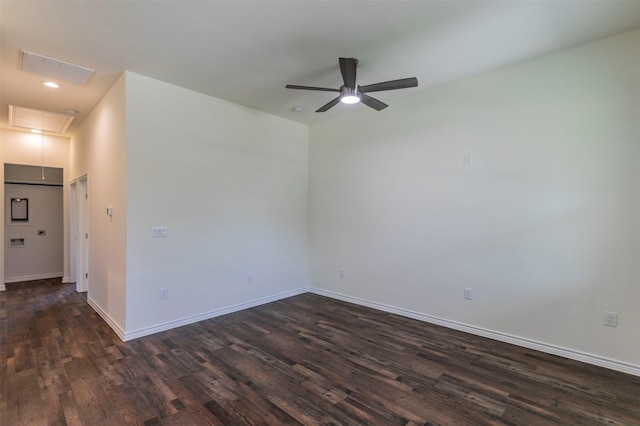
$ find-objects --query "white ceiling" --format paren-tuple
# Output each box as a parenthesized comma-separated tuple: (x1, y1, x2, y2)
(1, 1, 639, 136)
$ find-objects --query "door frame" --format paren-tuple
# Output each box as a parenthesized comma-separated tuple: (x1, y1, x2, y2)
(70, 175, 88, 292)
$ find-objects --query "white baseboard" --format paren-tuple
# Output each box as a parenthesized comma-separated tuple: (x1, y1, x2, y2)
(4, 272, 64, 284)
(0, 283, 5, 292)
(87, 296, 126, 341)
(62, 276, 71, 283)
(309, 287, 640, 378)
(122, 287, 308, 341)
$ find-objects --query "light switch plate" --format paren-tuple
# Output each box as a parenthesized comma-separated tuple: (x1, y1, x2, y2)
(152, 226, 167, 238)
(464, 287, 473, 300)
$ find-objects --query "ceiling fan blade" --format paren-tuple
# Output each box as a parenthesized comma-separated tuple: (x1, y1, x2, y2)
(286, 84, 340, 92)
(339, 57, 358, 89)
(316, 96, 341, 112)
(359, 93, 388, 111)
(358, 77, 418, 93)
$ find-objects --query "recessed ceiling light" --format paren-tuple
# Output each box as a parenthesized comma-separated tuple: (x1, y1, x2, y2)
(43, 81, 60, 88)
(291, 106, 304, 113)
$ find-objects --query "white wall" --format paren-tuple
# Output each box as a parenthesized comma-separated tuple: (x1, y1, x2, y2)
(123, 72, 309, 336)
(309, 29, 640, 372)
(70, 74, 128, 333)
(0, 129, 70, 289)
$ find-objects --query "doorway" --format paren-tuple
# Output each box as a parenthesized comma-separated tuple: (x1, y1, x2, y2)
(4, 164, 64, 283)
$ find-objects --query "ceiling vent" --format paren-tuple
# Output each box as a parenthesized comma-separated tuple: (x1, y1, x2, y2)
(8, 105, 75, 134)
(20, 50, 95, 85)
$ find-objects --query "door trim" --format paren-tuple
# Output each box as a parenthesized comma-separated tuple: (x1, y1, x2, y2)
(71, 175, 88, 292)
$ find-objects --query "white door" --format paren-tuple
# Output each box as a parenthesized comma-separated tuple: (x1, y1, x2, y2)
(73, 176, 89, 292)
(70, 181, 77, 284)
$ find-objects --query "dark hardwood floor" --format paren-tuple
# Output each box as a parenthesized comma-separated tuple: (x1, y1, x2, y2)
(1, 279, 639, 425)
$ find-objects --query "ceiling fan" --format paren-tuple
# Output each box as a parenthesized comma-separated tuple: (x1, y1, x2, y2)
(286, 57, 418, 112)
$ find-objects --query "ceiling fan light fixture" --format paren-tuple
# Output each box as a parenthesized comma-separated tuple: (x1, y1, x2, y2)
(340, 94, 360, 104)
(340, 86, 360, 104)
(285, 57, 417, 112)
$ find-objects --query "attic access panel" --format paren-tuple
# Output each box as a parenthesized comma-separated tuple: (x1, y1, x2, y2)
(8, 105, 75, 134)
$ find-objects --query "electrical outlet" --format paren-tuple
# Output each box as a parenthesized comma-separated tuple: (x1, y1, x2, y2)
(603, 311, 618, 327)
(247, 273, 253, 284)
(464, 287, 473, 300)
(160, 288, 168, 300)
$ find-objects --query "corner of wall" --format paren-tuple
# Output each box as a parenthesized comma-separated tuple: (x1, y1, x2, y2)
(0, 150, 4, 287)
(87, 296, 126, 340)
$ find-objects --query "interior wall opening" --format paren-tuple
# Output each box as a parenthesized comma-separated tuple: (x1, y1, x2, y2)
(4, 163, 64, 284)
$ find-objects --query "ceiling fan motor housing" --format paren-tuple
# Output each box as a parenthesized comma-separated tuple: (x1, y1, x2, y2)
(340, 86, 360, 104)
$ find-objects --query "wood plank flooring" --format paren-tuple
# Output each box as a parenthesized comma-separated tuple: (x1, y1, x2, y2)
(1, 279, 639, 425)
